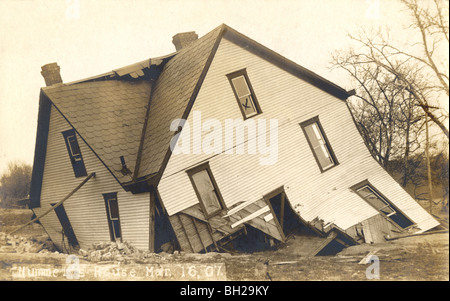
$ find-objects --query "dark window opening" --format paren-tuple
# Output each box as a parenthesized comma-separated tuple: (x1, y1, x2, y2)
(300, 117, 338, 172)
(103, 193, 122, 241)
(51, 203, 79, 250)
(351, 180, 414, 229)
(62, 129, 87, 177)
(227, 69, 261, 119)
(154, 191, 178, 253)
(187, 162, 226, 218)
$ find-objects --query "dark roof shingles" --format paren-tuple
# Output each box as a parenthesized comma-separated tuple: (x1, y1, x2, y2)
(137, 25, 224, 178)
(43, 80, 152, 182)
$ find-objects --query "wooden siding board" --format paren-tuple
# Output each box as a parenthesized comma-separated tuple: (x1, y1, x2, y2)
(169, 215, 193, 252)
(158, 36, 438, 238)
(179, 214, 204, 252)
(37, 106, 150, 250)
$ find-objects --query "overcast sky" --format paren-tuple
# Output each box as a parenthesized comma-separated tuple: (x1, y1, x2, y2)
(0, 0, 447, 176)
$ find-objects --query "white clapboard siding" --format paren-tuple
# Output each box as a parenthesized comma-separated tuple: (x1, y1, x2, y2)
(33, 105, 150, 250)
(158, 37, 439, 232)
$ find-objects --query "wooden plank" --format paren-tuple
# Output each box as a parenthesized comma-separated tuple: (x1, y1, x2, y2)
(177, 214, 194, 252)
(228, 204, 284, 241)
(224, 199, 261, 217)
(205, 222, 219, 251)
(231, 206, 270, 228)
(362, 219, 374, 244)
(196, 222, 215, 247)
(191, 216, 207, 253)
(169, 215, 190, 251)
(179, 214, 203, 253)
(264, 213, 274, 222)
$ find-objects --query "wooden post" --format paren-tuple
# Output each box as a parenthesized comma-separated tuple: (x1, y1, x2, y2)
(425, 114, 434, 215)
(149, 188, 156, 252)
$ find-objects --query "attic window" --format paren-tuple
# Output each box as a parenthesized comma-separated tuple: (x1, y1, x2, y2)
(300, 116, 338, 172)
(67, 135, 81, 160)
(351, 180, 414, 229)
(187, 162, 226, 218)
(62, 129, 87, 178)
(227, 69, 261, 119)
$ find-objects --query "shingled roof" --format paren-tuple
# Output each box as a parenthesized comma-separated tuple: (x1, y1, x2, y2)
(43, 79, 152, 182)
(136, 24, 225, 181)
(33, 24, 352, 198)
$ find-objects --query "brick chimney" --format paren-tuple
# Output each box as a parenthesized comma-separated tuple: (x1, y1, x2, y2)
(41, 63, 63, 86)
(172, 31, 198, 51)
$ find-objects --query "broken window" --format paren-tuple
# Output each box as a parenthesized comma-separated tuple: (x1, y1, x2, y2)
(187, 163, 225, 217)
(103, 192, 122, 241)
(227, 69, 261, 119)
(351, 181, 414, 229)
(300, 116, 338, 172)
(62, 129, 87, 177)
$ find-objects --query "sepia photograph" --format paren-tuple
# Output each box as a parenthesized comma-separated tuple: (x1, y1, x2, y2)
(0, 0, 448, 289)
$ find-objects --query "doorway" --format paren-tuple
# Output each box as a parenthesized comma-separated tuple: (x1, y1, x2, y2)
(51, 203, 79, 250)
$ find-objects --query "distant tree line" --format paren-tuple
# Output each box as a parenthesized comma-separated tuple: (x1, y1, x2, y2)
(0, 162, 32, 208)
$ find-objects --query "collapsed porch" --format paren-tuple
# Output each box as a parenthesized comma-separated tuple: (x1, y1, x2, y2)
(166, 187, 359, 256)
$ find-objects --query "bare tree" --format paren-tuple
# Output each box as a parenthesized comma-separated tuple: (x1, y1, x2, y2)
(331, 0, 449, 193)
(333, 48, 425, 170)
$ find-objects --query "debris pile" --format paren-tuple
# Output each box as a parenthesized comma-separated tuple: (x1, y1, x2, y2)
(78, 241, 170, 263)
(0, 232, 57, 254)
(78, 241, 231, 263)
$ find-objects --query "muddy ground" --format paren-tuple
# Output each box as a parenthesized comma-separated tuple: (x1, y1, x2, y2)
(0, 208, 448, 281)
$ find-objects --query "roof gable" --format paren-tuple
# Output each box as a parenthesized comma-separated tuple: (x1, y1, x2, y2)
(31, 24, 352, 197)
(135, 24, 225, 181)
(42, 79, 152, 182)
(136, 24, 351, 184)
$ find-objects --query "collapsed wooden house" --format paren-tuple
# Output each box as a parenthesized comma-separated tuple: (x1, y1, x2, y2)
(28, 24, 439, 255)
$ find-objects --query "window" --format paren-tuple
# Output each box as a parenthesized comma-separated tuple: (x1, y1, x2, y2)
(103, 192, 122, 241)
(62, 129, 87, 177)
(351, 180, 414, 229)
(227, 69, 261, 119)
(300, 117, 338, 172)
(187, 163, 225, 217)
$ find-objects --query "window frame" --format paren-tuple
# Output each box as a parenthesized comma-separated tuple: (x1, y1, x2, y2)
(62, 129, 87, 177)
(226, 69, 262, 120)
(103, 192, 122, 242)
(300, 116, 339, 173)
(351, 180, 415, 229)
(186, 162, 226, 219)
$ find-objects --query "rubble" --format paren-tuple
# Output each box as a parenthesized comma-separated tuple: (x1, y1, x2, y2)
(76, 241, 234, 264)
(0, 232, 57, 254)
(79, 241, 166, 263)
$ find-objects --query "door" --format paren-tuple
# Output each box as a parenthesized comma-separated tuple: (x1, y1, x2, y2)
(52, 203, 79, 248)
